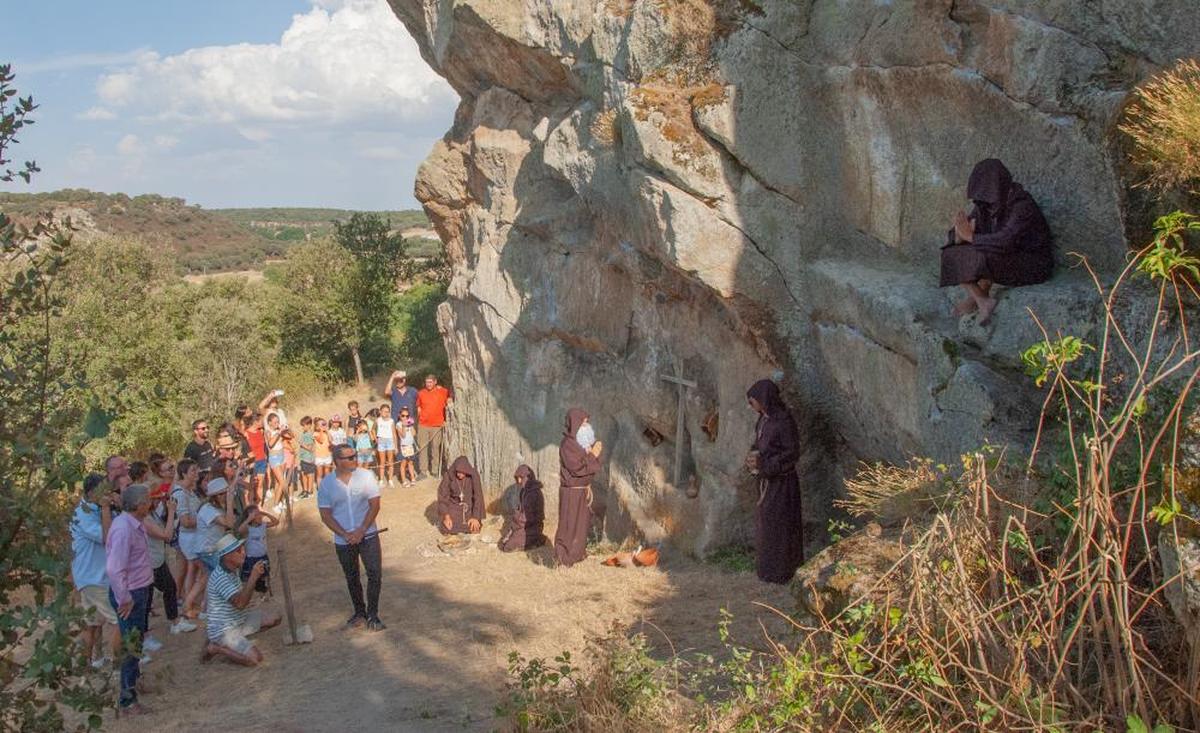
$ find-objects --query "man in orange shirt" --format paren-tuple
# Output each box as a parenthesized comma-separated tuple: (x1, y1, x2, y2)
(416, 374, 452, 478)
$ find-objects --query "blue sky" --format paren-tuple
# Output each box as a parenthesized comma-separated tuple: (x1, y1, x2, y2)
(2, 0, 458, 209)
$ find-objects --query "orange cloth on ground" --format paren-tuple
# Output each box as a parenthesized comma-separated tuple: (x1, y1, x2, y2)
(417, 386, 451, 427)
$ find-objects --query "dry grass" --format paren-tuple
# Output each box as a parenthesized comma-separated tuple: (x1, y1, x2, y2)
(590, 108, 622, 148)
(1121, 58, 1200, 191)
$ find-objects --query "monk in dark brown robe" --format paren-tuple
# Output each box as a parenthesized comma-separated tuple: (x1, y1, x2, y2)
(940, 158, 1053, 325)
(499, 465, 547, 552)
(746, 379, 804, 584)
(437, 455, 484, 535)
(555, 408, 602, 567)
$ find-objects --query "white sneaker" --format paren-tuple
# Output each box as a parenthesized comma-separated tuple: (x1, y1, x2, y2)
(91, 656, 112, 670)
(142, 636, 163, 652)
(139, 654, 152, 666)
(170, 619, 197, 634)
(274, 502, 285, 514)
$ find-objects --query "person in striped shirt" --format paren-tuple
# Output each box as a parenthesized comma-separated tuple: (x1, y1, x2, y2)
(200, 534, 280, 666)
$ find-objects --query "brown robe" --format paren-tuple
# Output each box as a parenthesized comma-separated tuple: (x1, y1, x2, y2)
(555, 408, 600, 567)
(499, 465, 547, 552)
(437, 455, 484, 535)
(940, 158, 1053, 288)
(748, 379, 804, 584)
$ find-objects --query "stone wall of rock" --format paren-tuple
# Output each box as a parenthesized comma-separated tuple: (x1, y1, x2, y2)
(386, 0, 1198, 556)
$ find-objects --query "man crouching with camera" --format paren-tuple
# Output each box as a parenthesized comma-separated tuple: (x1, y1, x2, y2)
(200, 533, 280, 666)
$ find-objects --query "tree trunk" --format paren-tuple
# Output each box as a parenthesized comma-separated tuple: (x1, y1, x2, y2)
(351, 346, 365, 385)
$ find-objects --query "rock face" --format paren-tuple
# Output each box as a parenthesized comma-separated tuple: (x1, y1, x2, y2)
(386, 0, 1198, 556)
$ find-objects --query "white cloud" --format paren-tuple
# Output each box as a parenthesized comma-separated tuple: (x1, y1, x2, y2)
(357, 145, 409, 160)
(94, 0, 455, 127)
(152, 135, 179, 151)
(19, 48, 153, 74)
(117, 134, 142, 156)
(79, 106, 117, 121)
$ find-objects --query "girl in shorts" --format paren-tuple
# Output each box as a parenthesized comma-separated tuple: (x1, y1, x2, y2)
(265, 413, 287, 512)
(313, 418, 333, 481)
(236, 504, 278, 594)
(397, 407, 417, 486)
(354, 420, 374, 469)
(375, 402, 397, 487)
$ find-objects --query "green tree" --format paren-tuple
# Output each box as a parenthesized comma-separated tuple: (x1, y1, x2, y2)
(0, 65, 109, 731)
(333, 213, 411, 382)
(271, 239, 359, 381)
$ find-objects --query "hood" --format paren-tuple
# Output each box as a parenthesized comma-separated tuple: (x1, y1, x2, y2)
(747, 379, 787, 416)
(449, 455, 475, 477)
(564, 408, 589, 437)
(967, 158, 1013, 208)
(514, 464, 537, 484)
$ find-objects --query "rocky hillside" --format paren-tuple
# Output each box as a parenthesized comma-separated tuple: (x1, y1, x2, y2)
(0, 190, 432, 272)
(387, 0, 1198, 555)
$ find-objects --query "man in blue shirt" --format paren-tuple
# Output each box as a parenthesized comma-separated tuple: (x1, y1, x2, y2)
(70, 474, 119, 668)
(318, 445, 384, 631)
(386, 370, 419, 424)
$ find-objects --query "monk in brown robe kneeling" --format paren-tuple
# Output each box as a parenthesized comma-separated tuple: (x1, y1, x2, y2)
(438, 456, 484, 535)
(499, 465, 547, 552)
(940, 158, 1053, 325)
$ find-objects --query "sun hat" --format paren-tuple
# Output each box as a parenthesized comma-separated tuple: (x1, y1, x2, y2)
(396, 370, 407, 378)
(201, 533, 246, 570)
(205, 477, 230, 497)
(216, 434, 239, 451)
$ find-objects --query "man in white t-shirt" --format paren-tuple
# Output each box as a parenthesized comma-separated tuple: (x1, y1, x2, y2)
(317, 445, 384, 631)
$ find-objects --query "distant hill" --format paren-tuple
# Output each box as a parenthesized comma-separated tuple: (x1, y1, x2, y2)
(0, 189, 434, 273)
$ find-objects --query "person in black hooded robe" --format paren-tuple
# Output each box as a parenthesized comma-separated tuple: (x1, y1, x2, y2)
(499, 464, 547, 552)
(746, 379, 804, 584)
(940, 158, 1053, 325)
(555, 408, 602, 567)
(437, 455, 485, 535)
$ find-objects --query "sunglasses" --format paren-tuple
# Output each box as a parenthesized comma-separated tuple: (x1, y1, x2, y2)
(334, 453, 356, 461)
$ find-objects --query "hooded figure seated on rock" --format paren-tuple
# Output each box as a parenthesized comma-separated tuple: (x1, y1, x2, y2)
(498, 464, 547, 552)
(438, 456, 485, 535)
(940, 158, 1053, 325)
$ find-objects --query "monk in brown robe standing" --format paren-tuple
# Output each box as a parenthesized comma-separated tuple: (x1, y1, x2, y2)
(437, 456, 484, 535)
(940, 158, 1053, 325)
(556, 408, 602, 567)
(499, 465, 547, 552)
(745, 379, 804, 584)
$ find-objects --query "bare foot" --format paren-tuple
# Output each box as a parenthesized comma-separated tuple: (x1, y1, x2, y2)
(200, 643, 216, 664)
(952, 298, 977, 317)
(976, 296, 997, 325)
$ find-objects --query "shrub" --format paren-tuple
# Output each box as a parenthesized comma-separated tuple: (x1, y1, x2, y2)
(1121, 58, 1200, 191)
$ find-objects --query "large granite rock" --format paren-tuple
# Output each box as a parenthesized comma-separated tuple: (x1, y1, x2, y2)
(386, 0, 1198, 556)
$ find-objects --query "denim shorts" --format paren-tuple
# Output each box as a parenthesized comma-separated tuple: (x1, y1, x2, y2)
(268, 453, 285, 468)
(300, 461, 315, 475)
(253, 459, 268, 475)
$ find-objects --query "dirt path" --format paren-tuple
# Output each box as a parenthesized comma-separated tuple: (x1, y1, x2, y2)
(105, 476, 795, 732)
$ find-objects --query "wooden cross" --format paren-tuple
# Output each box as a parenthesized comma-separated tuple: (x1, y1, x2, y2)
(660, 364, 697, 489)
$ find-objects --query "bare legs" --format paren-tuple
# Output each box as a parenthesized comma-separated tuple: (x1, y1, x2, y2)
(955, 279, 997, 324)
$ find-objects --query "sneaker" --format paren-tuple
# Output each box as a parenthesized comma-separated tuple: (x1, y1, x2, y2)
(142, 636, 163, 652)
(139, 654, 152, 666)
(367, 617, 387, 632)
(91, 656, 112, 670)
(170, 619, 197, 634)
(198, 612, 207, 621)
(344, 613, 366, 630)
(274, 502, 285, 514)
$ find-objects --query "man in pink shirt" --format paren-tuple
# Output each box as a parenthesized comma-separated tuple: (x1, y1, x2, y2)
(105, 483, 156, 716)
